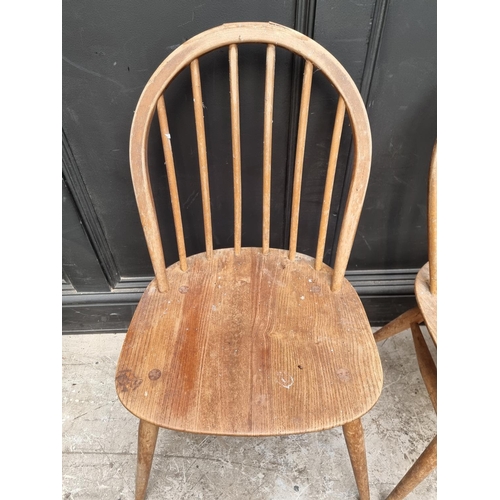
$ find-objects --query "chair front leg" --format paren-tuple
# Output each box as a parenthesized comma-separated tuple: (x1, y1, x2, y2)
(343, 418, 370, 500)
(135, 419, 159, 500)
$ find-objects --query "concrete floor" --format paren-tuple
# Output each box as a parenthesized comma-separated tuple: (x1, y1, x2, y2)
(62, 327, 436, 500)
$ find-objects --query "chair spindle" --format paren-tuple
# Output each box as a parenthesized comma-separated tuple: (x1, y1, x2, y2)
(315, 96, 346, 271)
(229, 44, 242, 255)
(288, 59, 314, 260)
(190, 58, 213, 259)
(157, 95, 188, 271)
(262, 44, 276, 254)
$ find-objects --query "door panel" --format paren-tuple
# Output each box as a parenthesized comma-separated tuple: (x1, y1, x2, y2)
(62, 0, 436, 331)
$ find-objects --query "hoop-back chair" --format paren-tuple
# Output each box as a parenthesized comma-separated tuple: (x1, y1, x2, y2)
(374, 142, 437, 499)
(115, 22, 383, 500)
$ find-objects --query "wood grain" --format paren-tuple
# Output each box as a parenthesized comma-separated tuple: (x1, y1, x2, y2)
(116, 248, 383, 436)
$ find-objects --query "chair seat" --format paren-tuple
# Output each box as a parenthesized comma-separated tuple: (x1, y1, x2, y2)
(116, 248, 383, 436)
(415, 263, 437, 345)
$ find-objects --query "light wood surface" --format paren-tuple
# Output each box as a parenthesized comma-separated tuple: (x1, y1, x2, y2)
(315, 97, 345, 271)
(288, 59, 313, 261)
(135, 420, 159, 500)
(117, 248, 383, 436)
(373, 306, 423, 343)
(157, 96, 187, 271)
(229, 44, 242, 255)
(122, 22, 377, 499)
(262, 44, 276, 255)
(415, 263, 437, 345)
(428, 142, 437, 295)
(128, 21, 372, 290)
(190, 58, 213, 259)
(410, 322, 437, 412)
(343, 419, 371, 500)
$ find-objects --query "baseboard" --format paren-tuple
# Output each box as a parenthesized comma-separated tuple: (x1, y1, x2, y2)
(62, 291, 143, 334)
(360, 295, 417, 326)
(62, 268, 419, 333)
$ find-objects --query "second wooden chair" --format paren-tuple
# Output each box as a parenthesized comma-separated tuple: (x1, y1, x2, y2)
(374, 142, 437, 499)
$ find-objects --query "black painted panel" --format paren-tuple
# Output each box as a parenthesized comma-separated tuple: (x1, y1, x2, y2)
(63, 304, 138, 334)
(292, 0, 376, 264)
(349, 0, 437, 270)
(62, 0, 437, 333)
(62, 178, 109, 292)
(62, 0, 295, 280)
(314, 0, 376, 87)
(360, 295, 417, 327)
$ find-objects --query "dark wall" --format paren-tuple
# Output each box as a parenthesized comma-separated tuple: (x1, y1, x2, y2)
(63, 0, 436, 332)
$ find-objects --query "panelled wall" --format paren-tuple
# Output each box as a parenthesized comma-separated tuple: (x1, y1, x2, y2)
(62, 0, 436, 332)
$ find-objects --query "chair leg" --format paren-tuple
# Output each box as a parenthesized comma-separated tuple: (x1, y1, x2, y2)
(373, 307, 423, 343)
(386, 435, 437, 500)
(410, 322, 437, 412)
(135, 419, 159, 500)
(343, 418, 370, 500)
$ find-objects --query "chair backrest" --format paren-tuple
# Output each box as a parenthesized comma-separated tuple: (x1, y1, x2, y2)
(129, 22, 371, 293)
(428, 141, 437, 295)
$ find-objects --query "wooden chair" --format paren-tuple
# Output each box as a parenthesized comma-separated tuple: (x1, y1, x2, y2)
(373, 142, 437, 499)
(115, 22, 383, 500)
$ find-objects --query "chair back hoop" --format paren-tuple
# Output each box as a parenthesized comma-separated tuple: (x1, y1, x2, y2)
(428, 141, 437, 295)
(129, 22, 372, 293)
